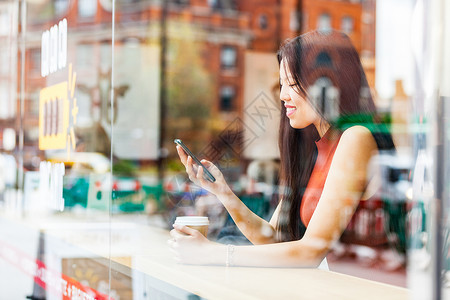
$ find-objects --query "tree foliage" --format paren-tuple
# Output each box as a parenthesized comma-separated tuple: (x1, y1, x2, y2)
(166, 24, 215, 120)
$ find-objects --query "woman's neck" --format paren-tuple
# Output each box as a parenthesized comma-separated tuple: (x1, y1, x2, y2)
(314, 121, 331, 138)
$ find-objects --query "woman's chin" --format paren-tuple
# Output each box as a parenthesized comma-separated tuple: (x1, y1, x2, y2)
(289, 120, 303, 129)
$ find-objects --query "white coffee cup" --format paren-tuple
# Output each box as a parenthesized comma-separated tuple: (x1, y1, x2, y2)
(174, 216, 209, 237)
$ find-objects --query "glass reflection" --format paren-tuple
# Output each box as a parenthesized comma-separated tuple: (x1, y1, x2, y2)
(1, 0, 446, 299)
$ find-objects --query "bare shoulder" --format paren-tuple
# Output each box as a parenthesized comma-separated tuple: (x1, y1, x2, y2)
(338, 125, 377, 151)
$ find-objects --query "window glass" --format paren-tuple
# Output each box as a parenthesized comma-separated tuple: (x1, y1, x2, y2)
(54, 0, 69, 16)
(221, 45, 237, 69)
(76, 44, 94, 68)
(317, 13, 331, 32)
(208, 0, 218, 8)
(169, 0, 190, 6)
(3, 0, 450, 299)
(30, 48, 41, 73)
(0, 8, 11, 35)
(0, 2, 16, 121)
(0, 1, 114, 299)
(315, 51, 332, 67)
(220, 85, 235, 111)
(210, 0, 237, 11)
(259, 14, 268, 30)
(78, 0, 97, 18)
(341, 16, 354, 34)
(0, 48, 8, 73)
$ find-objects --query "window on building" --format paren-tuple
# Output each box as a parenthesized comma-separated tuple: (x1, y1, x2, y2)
(302, 12, 309, 32)
(78, 0, 97, 19)
(317, 13, 331, 32)
(0, 84, 10, 118)
(0, 10, 10, 36)
(208, 0, 218, 7)
(309, 77, 339, 121)
(29, 90, 40, 117)
(259, 14, 268, 30)
(77, 44, 94, 68)
(290, 11, 300, 32)
(169, 0, 190, 6)
(120, 0, 142, 3)
(54, 0, 69, 16)
(220, 85, 235, 111)
(210, 0, 237, 11)
(30, 49, 41, 73)
(341, 16, 354, 35)
(315, 51, 332, 68)
(220, 46, 237, 69)
(0, 49, 9, 74)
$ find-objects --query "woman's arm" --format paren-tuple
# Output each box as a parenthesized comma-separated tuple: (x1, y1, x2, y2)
(171, 224, 323, 267)
(303, 125, 378, 250)
(231, 126, 378, 267)
(216, 188, 278, 244)
(177, 146, 278, 244)
(171, 126, 378, 267)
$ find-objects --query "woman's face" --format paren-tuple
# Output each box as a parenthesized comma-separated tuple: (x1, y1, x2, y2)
(279, 59, 323, 132)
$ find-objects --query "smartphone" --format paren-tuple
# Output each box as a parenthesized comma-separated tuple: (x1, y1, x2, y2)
(174, 139, 216, 183)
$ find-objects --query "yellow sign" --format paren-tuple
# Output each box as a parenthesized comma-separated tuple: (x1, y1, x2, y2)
(39, 63, 78, 153)
(39, 81, 69, 149)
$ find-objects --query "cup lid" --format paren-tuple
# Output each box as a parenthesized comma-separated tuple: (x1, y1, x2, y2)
(174, 216, 209, 226)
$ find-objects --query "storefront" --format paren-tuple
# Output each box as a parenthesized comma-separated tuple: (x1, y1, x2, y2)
(0, 0, 448, 299)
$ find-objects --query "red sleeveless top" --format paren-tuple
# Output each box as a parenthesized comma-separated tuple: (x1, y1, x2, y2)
(300, 130, 341, 227)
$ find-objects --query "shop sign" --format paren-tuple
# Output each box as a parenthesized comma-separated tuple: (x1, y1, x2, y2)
(39, 18, 78, 158)
(41, 18, 67, 77)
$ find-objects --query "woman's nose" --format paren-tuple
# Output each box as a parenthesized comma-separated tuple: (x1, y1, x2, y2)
(280, 85, 290, 102)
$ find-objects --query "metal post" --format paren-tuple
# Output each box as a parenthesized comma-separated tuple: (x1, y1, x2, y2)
(158, 0, 168, 183)
(108, 0, 116, 298)
(18, 0, 26, 214)
(432, 96, 444, 300)
(431, 0, 445, 298)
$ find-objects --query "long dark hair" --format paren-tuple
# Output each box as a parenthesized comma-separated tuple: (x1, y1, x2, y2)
(275, 30, 394, 242)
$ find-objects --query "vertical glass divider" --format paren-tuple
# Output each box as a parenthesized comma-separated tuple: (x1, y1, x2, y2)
(18, 0, 26, 215)
(431, 0, 445, 299)
(433, 96, 444, 300)
(109, 0, 117, 298)
(158, 0, 168, 183)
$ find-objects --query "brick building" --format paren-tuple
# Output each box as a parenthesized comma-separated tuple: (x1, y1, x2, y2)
(11, 0, 375, 165)
(301, 0, 376, 87)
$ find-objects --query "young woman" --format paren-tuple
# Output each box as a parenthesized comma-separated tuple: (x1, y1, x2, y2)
(168, 30, 394, 268)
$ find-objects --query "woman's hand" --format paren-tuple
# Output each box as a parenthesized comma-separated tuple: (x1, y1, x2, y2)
(176, 145, 232, 197)
(168, 224, 218, 265)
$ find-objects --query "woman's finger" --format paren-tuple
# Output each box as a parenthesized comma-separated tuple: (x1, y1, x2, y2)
(176, 145, 188, 165)
(170, 228, 185, 239)
(200, 159, 213, 167)
(197, 166, 210, 187)
(187, 156, 198, 171)
(186, 156, 200, 183)
(200, 159, 221, 177)
(173, 224, 199, 236)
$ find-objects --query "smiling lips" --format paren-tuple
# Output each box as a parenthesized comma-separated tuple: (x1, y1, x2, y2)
(285, 105, 297, 117)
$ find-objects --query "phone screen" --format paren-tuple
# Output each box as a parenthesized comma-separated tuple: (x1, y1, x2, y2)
(174, 139, 216, 182)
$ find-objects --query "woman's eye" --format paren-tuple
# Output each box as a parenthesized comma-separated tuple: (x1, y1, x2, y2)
(289, 83, 297, 87)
